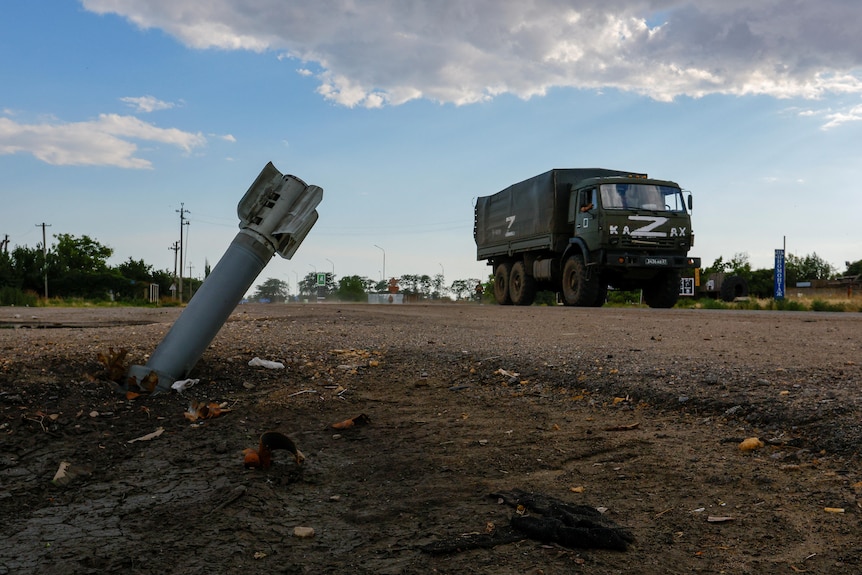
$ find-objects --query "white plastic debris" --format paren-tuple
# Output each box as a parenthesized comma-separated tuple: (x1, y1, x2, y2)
(248, 357, 285, 369)
(171, 378, 200, 393)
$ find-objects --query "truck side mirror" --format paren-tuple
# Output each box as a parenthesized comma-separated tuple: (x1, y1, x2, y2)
(688, 195, 693, 211)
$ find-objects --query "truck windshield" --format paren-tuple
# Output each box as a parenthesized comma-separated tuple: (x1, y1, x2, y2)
(600, 184, 686, 212)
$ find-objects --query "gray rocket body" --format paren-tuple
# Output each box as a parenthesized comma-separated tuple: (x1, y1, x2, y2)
(126, 162, 322, 393)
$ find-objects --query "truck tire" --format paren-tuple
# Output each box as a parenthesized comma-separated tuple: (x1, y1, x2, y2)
(494, 262, 513, 305)
(591, 282, 608, 307)
(509, 261, 536, 306)
(720, 275, 749, 302)
(561, 255, 599, 306)
(643, 271, 680, 308)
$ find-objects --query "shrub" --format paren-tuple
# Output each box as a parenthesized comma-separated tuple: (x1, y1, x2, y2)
(0, 287, 38, 306)
(810, 299, 845, 312)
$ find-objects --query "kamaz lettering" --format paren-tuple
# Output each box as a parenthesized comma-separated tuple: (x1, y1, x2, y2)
(609, 219, 688, 238)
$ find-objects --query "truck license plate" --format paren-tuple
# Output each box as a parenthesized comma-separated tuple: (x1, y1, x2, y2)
(645, 258, 668, 265)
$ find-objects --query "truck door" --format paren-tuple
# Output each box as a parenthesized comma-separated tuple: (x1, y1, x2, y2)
(572, 187, 599, 249)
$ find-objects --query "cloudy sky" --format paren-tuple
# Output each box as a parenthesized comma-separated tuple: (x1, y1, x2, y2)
(2, 0, 861, 294)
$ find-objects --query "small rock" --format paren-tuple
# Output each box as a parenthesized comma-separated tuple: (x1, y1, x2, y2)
(294, 526, 315, 538)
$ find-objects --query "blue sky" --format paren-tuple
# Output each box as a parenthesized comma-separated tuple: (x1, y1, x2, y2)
(2, 0, 861, 295)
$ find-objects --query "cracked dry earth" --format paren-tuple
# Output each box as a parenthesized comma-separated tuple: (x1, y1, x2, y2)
(1, 303, 861, 574)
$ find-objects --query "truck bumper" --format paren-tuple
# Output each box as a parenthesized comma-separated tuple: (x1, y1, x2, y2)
(597, 251, 700, 269)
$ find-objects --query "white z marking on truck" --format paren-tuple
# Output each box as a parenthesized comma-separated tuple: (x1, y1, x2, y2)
(628, 215, 669, 237)
(505, 215, 516, 237)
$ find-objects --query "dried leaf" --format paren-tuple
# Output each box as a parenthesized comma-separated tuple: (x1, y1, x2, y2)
(604, 422, 640, 431)
(97, 347, 128, 382)
(52, 461, 71, 484)
(331, 413, 370, 429)
(128, 427, 165, 443)
(739, 437, 764, 452)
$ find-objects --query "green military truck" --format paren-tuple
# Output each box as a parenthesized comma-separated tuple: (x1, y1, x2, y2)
(474, 168, 700, 308)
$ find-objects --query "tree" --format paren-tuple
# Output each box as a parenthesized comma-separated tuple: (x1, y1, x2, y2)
(337, 275, 368, 302)
(785, 252, 835, 285)
(115, 257, 155, 301)
(48, 234, 121, 299)
(52, 233, 112, 273)
(450, 279, 470, 300)
(844, 259, 862, 277)
(253, 278, 289, 302)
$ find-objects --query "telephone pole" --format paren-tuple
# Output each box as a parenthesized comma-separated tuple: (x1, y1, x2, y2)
(176, 204, 190, 303)
(169, 241, 180, 300)
(36, 222, 51, 298)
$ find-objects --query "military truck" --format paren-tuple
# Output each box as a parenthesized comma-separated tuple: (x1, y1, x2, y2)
(474, 168, 700, 308)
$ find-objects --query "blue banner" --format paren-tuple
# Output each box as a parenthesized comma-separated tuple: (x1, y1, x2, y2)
(774, 249, 785, 300)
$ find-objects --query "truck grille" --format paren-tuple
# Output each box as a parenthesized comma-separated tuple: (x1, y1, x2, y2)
(619, 236, 679, 249)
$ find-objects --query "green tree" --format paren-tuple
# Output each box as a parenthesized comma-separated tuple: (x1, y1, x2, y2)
(253, 278, 289, 302)
(9, 244, 43, 294)
(49, 234, 122, 299)
(786, 252, 835, 285)
(113, 257, 155, 300)
(450, 279, 470, 300)
(336, 275, 368, 301)
(844, 259, 862, 277)
(747, 268, 775, 299)
(399, 274, 420, 295)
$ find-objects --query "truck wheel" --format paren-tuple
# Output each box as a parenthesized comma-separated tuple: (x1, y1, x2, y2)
(643, 271, 680, 308)
(561, 255, 599, 306)
(720, 275, 749, 302)
(590, 282, 608, 307)
(493, 262, 513, 305)
(509, 261, 536, 306)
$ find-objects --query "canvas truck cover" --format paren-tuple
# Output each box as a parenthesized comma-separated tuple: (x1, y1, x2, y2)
(475, 168, 640, 256)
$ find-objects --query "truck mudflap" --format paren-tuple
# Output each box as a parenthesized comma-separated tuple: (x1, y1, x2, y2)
(598, 251, 700, 269)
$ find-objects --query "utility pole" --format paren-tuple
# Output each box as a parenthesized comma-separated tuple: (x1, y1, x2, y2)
(169, 241, 180, 300)
(176, 204, 190, 303)
(36, 222, 51, 298)
(187, 262, 195, 299)
(0, 234, 9, 254)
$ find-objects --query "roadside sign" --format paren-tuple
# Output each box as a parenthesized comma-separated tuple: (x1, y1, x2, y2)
(679, 277, 695, 296)
(774, 249, 785, 300)
(316, 273, 327, 286)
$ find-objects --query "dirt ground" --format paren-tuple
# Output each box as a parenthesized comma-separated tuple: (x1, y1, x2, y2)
(1, 302, 861, 574)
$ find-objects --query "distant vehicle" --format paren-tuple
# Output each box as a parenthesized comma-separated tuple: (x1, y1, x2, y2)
(474, 168, 700, 308)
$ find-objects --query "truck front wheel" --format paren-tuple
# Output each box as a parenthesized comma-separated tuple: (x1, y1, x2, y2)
(509, 261, 536, 306)
(643, 271, 681, 308)
(493, 262, 513, 305)
(561, 255, 599, 306)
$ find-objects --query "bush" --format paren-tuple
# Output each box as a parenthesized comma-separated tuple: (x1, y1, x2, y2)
(771, 299, 806, 311)
(810, 299, 845, 312)
(0, 287, 38, 306)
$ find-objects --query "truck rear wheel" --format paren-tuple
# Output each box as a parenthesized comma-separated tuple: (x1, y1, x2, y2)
(643, 271, 680, 308)
(561, 255, 599, 306)
(509, 261, 536, 306)
(493, 262, 513, 305)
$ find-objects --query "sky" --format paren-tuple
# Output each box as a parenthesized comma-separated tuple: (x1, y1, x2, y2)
(2, 0, 861, 296)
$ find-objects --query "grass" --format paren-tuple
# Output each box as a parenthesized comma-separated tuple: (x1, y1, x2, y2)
(676, 295, 861, 312)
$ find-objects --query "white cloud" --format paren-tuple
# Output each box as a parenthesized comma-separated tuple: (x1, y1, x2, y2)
(83, 0, 862, 109)
(120, 95, 177, 113)
(822, 103, 862, 129)
(0, 115, 206, 168)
